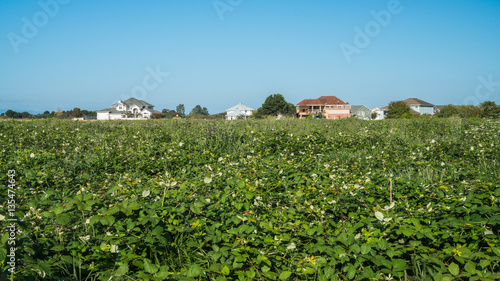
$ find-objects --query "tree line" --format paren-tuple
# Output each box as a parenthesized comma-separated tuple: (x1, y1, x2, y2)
(386, 100, 500, 119)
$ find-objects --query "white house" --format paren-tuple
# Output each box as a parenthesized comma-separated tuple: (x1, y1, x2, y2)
(226, 103, 255, 120)
(377, 98, 434, 119)
(350, 105, 372, 120)
(97, 98, 160, 120)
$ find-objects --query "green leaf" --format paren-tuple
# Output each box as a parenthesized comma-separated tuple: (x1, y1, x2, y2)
(54, 206, 64, 215)
(347, 265, 356, 279)
(1, 233, 10, 245)
(441, 275, 454, 281)
(402, 227, 414, 237)
(55, 214, 70, 225)
(190, 204, 201, 214)
(221, 265, 230, 275)
(360, 243, 371, 255)
(279, 271, 292, 280)
(0, 247, 7, 263)
(151, 226, 163, 236)
(246, 269, 256, 278)
(187, 264, 202, 277)
(51, 245, 65, 252)
(261, 265, 271, 273)
(157, 266, 170, 278)
(448, 262, 460, 276)
(392, 259, 407, 271)
(464, 262, 476, 274)
(116, 263, 129, 276)
(480, 259, 490, 268)
(144, 259, 159, 274)
(492, 247, 500, 257)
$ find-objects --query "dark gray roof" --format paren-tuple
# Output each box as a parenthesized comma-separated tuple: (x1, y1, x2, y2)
(97, 108, 122, 114)
(112, 98, 154, 108)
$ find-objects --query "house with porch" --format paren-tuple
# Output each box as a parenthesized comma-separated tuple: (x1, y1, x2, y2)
(296, 96, 351, 119)
(226, 103, 255, 120)
(377, 98, 434, 119)
(97, 98, 160, 120)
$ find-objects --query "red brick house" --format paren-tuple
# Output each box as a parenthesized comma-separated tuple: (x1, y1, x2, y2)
(296, 96, 351, 119)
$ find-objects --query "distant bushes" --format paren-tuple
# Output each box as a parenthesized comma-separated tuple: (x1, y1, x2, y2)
(436, 101, 500, 118)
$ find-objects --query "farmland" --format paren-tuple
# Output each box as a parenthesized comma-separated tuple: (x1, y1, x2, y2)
(0, 118, 499, 280)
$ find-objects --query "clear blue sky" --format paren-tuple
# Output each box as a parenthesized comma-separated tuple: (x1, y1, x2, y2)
(1, 0, 499, 114)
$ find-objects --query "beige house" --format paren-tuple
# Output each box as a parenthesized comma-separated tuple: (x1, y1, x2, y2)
(296, 96, 351, 119)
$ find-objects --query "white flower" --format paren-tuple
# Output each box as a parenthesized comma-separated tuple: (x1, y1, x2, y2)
(375, 211, 392, 222)
(179, 142, 184, 147)
(382, 202, 395, 211)
(0, 214, 5, 221)
(142, 190, 150, 197)
(204, 177, 212, 184)
(354, 233, 361, 240)
(80, 235, 90, 241)
(430, 139, 436, 144)
(205, 198, 211, 203)
(30, 153, 35, 158)
(287, 243, 296, 250)
(85, 218, 90, 224)
(441, 162, 445, 166)
(309, 205, 314, 210)
(470, 146, 474, 151)
(110, 245, 119, 253)
(237, 215, 248, 222)
(375, 211, 385, 221)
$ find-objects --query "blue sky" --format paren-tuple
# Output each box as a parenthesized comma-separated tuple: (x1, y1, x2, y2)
(1, 0, 499, 114)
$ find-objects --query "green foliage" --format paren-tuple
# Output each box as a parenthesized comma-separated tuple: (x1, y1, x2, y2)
(480, 101, 500, 118)
(436, 104, 459, 118)
(254, 94, 295, 118)
(386, 101, 414, 119)
(190, 105, 209, 116)
(0, 118, 499, 280)
(176, 104, 185, 116)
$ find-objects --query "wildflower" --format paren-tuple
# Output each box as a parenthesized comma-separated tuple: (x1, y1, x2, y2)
(204, 177, 212, 184)
(179, 142, 184, 147)
(287, 243, 296, 250)
(470, 146, 474, 151)
(205, 198, 211, 203)
(142, 190, 150, 197)
(441, 162, 445, 166)
(80, 235, 90, 241)
(110, 245, 119, 253)
(30, 153, 35, 158)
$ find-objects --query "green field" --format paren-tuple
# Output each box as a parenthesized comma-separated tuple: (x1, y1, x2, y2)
(1, 118, 499, 280)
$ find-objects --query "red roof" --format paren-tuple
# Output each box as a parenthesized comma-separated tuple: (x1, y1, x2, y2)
(296, 96, 347, 106)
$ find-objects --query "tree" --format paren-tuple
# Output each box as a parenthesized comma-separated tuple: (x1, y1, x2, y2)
(479, 101, 500, 118)
(436, 104, 459, 118)
(201, 107, 209, 115)
(5, 110, 15, 118)
(190, 105, 202, 115)
(371, 112, 378, 120)
(176, 104, 185, 116)
(73, 108, 83, 118)
(386, 101, 413, 119)
(255, 94, 295, 118)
